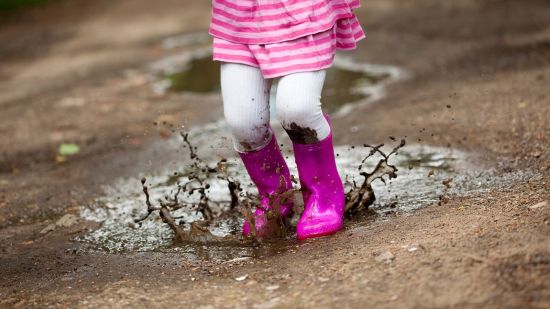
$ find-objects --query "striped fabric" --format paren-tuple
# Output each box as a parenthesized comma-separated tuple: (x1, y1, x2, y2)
(210, 0, 363, 45)
(210, 0, 365, 78)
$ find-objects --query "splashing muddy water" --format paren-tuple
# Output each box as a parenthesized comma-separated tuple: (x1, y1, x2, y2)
(79, 125, 537, 258)
(78, 32, 538, 260)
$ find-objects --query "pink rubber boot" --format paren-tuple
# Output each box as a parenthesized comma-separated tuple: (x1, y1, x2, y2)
(292, 116, 345, 240)
(239, 131, 294, 238)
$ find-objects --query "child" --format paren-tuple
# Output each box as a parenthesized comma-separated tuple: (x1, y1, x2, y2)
(209, 0, 365, 240)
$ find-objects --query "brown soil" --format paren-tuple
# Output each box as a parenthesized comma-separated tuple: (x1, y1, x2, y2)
(1, 0, 549, 308)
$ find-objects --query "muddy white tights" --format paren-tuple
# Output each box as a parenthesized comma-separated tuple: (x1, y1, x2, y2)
(220, 63, 331, 152)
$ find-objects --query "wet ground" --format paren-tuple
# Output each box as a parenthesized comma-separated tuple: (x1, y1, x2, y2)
(1, 0, 549, 307)
(79, 127, 536, 258)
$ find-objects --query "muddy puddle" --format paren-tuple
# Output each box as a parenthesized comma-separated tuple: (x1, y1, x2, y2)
(79, 124, 537, 259)
(160, 57, 394, 114)
(151, 32, 406, 114)
(78, 32, 538, 261)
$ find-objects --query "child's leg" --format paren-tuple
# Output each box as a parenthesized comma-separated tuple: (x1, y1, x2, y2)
(276, 70, 345, 240)
(275, 70, 330, 144)
(220, 62, 272, 151)
(220, 62, 293, 238)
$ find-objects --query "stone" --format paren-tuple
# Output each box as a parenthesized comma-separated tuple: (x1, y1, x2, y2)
(375, 250, 395, 263)
(235, 274, 248, 281)
(56, 214, 78, 228)
(265, 285, 280, 291)
(40, 224, 56, 234)
(529, 201, 548, 210)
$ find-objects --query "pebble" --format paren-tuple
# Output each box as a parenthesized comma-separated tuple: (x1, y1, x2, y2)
(235, 274, 248, 281)
(529, 201, 548, 210)
(530, 151, 542, 158)
(40, 224, 56, 234)
(401, 243, 421, 252)
(223, 257, 252, 264)
(375, 250, 395, 263)
(40, 214, 78, 235)
(56, 214, 79, 228)
(265, 285, 280, 291)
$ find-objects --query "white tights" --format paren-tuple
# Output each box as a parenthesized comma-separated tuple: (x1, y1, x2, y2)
(220, 63, 331, 152)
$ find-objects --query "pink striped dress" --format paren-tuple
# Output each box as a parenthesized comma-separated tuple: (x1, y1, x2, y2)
(210, 0, 365, 78)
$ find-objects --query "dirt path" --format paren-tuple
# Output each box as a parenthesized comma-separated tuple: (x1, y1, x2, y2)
(1, 0, 549, 308)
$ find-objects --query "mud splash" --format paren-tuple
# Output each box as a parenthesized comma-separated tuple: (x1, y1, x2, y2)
(79, 124, 537, 258)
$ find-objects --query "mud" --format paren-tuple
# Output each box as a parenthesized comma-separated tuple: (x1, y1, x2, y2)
(78, 123, 537, 257)
(238, 141, 254, 152)
(283, 123, 319, 145)
(1, 0, 549, 307)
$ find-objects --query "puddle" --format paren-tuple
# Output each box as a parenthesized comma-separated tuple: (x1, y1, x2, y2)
(159, 57, 393, 114)
(165, 57, 221, 93)
(150, 32, 407, 115)
(78, 32, 538, 261)
(79, 123, 537, 258)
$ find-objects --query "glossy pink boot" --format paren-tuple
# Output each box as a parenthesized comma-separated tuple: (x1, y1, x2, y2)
(239, 131, 293, 238)
(292, 118, 345, 240)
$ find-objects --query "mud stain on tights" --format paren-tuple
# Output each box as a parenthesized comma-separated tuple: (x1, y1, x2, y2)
(284, 122, 319, 144)
(239, 141, 254, 152)
(238, 124, 271, 152)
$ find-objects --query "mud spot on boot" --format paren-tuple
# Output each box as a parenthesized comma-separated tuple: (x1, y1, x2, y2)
(239, 141, 254, 152)
(284, 123, 319, 144)
(262, 129, 271, 145)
